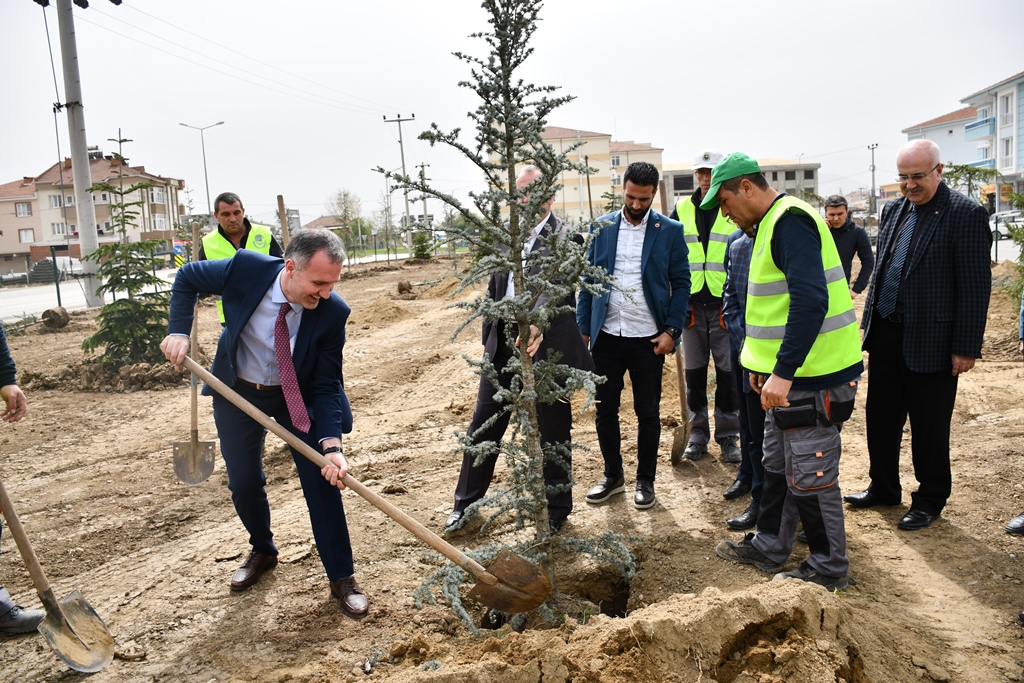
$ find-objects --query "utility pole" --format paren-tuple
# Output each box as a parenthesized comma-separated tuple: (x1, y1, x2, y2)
(867, 143, 878, 218)
(56, 0, 103, 306)
(416, 162, 432, 256)
(383, 114, 414, 251)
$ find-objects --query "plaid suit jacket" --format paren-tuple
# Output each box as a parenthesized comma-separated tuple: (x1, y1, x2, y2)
(861, 182, 991, 373)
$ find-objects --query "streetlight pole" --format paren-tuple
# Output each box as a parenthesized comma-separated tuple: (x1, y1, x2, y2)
(179, 121, 225, 222)
(867, 143, 878, 218)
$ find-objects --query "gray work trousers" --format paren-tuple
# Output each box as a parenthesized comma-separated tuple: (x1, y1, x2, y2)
(751, 384, 855, 578)
(681, 302, 739, 444)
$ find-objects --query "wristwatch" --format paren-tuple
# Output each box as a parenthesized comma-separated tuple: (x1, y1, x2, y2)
(663, 326, 681, 340)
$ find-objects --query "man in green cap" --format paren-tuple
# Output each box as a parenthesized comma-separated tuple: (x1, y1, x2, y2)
(706, 153, 863, 591)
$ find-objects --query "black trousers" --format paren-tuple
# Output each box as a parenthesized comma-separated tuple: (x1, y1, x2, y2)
(592, 331, 665, 484)
(865, 316, 959, 515)
(453, 332, 573, 524)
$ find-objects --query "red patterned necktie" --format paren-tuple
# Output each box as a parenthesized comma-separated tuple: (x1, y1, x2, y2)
(275, 302, 310, 433)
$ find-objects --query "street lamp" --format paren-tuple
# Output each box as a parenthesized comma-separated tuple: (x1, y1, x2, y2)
(179, 121, 225, 218)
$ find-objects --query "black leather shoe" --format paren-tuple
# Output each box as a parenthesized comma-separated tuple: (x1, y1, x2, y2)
(722, 479, 751, 500)
(843, 490, 900, 508)
(330, 575, 369, 618)
(1005, 512, 1024, 535)
(795, 528, 808, 543)
(0, 605, 45, 635)
(549, 517, 566, 535)
(683, 442, 707, 461)
(230, 550, 278, 591)
(726, 503, 758, 530)
(898, 509, 938, 530)
(718, 438, 742, 464)
(586, 476, 626, 504)
(444, 510, 464, 531)
(634, 480, 655, 510)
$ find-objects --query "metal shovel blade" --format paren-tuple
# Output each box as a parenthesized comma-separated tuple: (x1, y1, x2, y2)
(467, 548, 553, 613)
(37, 588, 115, 673)
(173, 432, 216, 486)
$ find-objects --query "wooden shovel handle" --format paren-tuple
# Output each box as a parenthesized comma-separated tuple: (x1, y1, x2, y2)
(181, 357, 497, 586)
(0, 477, 53, 596)
(674, 348, 688, 418)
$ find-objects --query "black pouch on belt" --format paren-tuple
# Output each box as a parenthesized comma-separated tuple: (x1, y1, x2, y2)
(772, 397, 818, 430)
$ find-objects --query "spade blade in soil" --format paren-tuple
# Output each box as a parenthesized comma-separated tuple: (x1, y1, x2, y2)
(173, 433, 215, 486)
(37, 588, 115, 673)
(670, 420, 692, 465)
(467, 548, 553, 613)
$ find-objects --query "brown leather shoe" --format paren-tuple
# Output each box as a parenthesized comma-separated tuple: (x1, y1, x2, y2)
(230, 550, 278, 591)
(330, 575, 369, 618)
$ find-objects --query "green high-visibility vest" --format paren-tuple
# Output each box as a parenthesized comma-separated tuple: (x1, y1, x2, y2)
(675, 196, 733, 296)
(739, 196, 862, 378)
(201, 224, 274, 323)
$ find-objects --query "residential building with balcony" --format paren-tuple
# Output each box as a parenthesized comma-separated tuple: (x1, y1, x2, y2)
(0, 149, 184, 276)
(902, 106, 979, 165)
(960, 70, 1023, 210)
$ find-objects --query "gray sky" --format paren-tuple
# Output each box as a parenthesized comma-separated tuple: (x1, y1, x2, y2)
(3, 0, 1023, 225)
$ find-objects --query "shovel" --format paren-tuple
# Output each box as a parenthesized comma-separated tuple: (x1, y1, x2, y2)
(173, 226, 216, 485)
(0, 478, 114, 672)
(181, 357, 552, 614)
(670, 348, 693, 465)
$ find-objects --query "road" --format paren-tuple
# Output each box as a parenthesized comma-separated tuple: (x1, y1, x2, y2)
(0, 251, 411, 324)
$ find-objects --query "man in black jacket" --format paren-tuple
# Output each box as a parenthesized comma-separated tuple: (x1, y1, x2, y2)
(823, 195, 874, 298)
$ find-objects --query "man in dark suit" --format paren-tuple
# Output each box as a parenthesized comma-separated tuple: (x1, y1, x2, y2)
(845, 139, 992, 530)
(445, 166, 594, 534)
(160, 229, 368, 618)
(577, 161, 690, 510)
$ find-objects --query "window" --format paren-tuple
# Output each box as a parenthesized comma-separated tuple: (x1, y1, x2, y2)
(150, 187, 166, 204)
(15, 202, 31, 217)
(804, 170, 814, 180)
(93, 192, 109, 204)
(610, 155, 620, 167)
(785, 170, 796, 181)
(51, 222, 67, 236)
(103, 221, 111, 231)
(153, 214, 167, 230)
(19, 229, 34, 243)
(772, 171, 778, 181)
(49, 195, 63, 209)
(65, 195, 75, 206)
(1001, 94, 1014, 125)
(1001, 137, 1014, 167)
(978, 107, 988, 119)
(674, 175, 694, 192)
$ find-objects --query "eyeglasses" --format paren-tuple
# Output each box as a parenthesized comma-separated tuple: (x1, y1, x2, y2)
(896, 164, 939, 183)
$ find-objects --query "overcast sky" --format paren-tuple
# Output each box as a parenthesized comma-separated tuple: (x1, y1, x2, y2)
(2, 0, 1023, 226)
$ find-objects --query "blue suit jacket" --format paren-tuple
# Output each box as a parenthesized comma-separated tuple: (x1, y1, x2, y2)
(576, 209, 691, 349)
(168, 250, 353, 436)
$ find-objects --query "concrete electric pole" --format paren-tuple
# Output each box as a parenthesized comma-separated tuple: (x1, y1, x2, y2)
(867, 143, 878, 218)
(383, 114, 415, 250)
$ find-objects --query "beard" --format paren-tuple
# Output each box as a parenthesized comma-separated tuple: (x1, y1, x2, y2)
(624, 204, 647, 223)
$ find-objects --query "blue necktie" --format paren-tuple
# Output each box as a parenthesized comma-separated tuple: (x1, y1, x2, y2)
(876, 206, 917, 318)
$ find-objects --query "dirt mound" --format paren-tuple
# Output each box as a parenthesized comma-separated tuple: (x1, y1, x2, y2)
(418, 277, 462, 300)
(992, 259, 1020, 285)
(351, 296, 415, 327)
(20, 359, 186, 392)
(382, 582, 933, 682)
(981, 288, 1022, 361)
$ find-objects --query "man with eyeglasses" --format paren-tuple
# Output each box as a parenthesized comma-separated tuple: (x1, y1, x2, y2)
(823, 195, 874, 299)
(845, 140, 991, 531)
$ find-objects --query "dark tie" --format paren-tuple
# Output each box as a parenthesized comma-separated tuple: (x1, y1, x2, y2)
(876, 206, 917, 318)
(275, 303, 310, 433)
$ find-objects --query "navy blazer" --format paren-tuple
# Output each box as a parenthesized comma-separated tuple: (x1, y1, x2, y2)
(483, 213, 594, 372)
(861, 182, 991, 373)
(577, 209, 691, 349)
(168, 250, 353, 436)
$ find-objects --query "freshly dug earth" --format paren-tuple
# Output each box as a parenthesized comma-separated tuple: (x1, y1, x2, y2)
(1, 258, 1023, 682)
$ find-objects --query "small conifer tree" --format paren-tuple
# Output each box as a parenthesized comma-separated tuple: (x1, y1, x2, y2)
(81, 133, 169, 370)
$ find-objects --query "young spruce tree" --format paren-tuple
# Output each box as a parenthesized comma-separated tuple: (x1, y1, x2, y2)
(81, 133, 170, 370)
(383, 0, 634, 628)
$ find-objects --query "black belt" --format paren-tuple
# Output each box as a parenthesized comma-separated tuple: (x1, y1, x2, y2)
(882, 312, 903, 324)
(236, 378, 281, 391)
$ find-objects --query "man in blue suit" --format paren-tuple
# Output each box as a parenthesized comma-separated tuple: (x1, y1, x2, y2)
(578, 161, 691, 509)
(160, 229, 368, 619)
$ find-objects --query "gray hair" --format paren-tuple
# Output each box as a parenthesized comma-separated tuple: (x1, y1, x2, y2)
(284, 229, 345, 269)
(824, 195, 848, 208)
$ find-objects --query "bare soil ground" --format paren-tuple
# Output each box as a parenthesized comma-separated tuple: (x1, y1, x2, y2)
(1, 257, 1023, 682)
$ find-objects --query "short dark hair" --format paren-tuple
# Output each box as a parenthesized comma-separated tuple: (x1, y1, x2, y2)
(824, 195, 848, 209)
(721, 173, 769, 194)
(623, 161, 660, 189)
(213, 192, 243, 214)
(285, 229, 345, 269)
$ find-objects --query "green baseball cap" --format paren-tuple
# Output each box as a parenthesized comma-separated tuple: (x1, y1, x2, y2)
(699, 152, 762, 209)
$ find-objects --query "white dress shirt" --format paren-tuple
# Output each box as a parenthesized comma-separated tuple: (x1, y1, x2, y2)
(601, 209, 659, 338)
(236, 273, 303, 386)
(506, 212, 549, 299)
